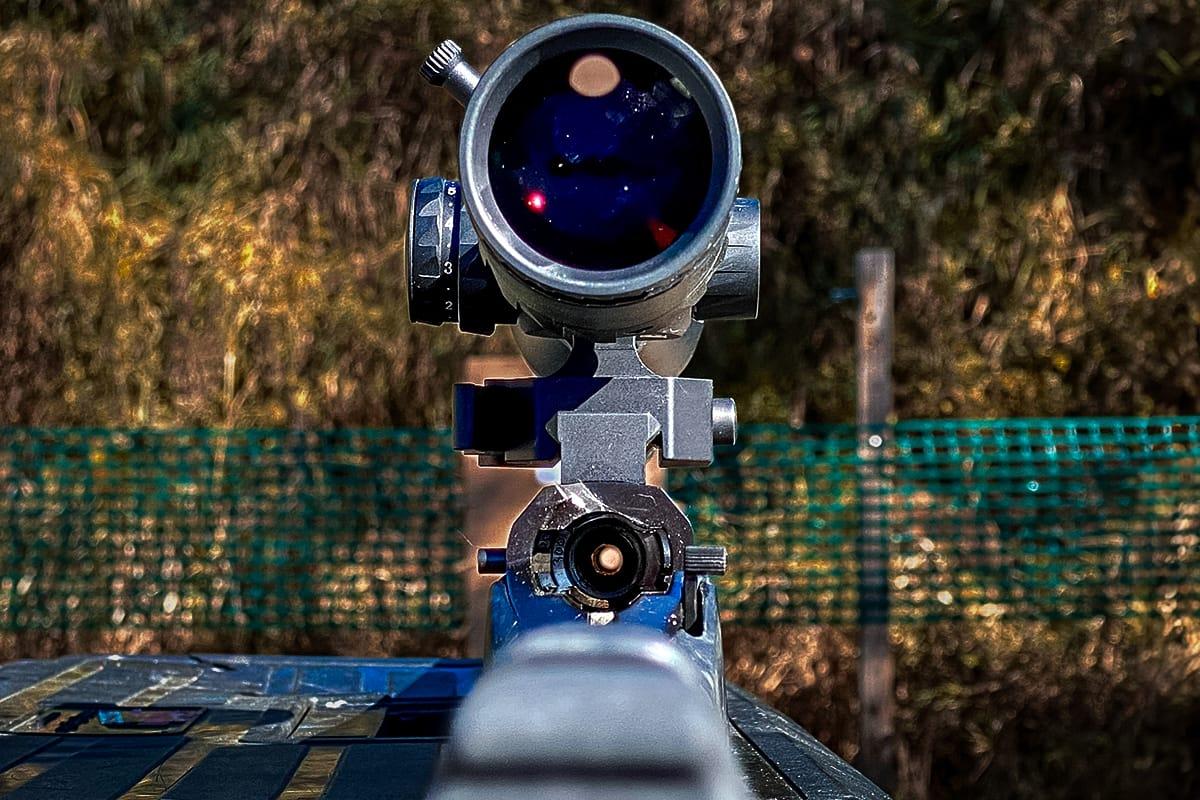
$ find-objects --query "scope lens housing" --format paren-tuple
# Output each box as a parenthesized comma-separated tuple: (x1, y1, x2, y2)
(460, 15, 742, 340)
(489, 48, 713, 271)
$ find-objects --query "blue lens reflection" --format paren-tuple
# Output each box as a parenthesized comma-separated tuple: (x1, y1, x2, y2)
(488, 48, 713, 270)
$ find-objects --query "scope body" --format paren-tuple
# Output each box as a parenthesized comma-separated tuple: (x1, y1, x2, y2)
(409, 14, 759, 350)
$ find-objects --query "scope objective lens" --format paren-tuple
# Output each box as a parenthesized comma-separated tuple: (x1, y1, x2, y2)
(488, 48, 714, 270)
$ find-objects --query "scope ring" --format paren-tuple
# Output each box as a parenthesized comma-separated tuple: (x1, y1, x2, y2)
(459, 14, 742, 339)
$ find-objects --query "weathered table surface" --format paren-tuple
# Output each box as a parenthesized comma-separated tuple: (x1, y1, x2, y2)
(0, 654, 884, 799)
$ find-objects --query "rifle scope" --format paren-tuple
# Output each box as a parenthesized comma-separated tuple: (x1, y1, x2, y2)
(409, 15, 759, 342)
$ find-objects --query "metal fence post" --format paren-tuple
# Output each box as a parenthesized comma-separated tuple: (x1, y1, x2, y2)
(855, 248, 897, 791)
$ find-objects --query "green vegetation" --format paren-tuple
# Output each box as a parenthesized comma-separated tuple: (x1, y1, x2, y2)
(1, 0, 1197, 426)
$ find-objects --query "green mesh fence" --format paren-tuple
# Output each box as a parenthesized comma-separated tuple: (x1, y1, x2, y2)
(1, 419, 1198, 632)
(0, 428, 462, 631)
(670, 417, 1200, 625)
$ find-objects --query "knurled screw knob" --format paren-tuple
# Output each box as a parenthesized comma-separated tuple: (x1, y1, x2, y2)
(418, 39, 480, 106)
(421, 39, 464, 85)
(683, 545, 727, 575)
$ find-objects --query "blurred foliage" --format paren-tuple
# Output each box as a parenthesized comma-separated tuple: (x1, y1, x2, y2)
(0, 0, 1198, 426)
(1, 3, 1199, 798)
(729, 618, 1200, 800)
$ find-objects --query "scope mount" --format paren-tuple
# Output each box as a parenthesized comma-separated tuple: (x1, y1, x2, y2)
(454, 338, 736, 481)
(456, 337, 730, 637)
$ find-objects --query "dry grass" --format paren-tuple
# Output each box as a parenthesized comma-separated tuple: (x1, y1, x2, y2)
(727, 620, 1200, 799)
(1, 1, 1198, 427)
(1, 2, 1198, 797)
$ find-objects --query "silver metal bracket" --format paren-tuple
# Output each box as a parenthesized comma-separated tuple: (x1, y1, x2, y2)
(453, 339, 737, 483)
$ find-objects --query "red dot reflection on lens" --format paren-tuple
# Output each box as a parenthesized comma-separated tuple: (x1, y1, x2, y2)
(525, 190, 547, 214)
(648, 219, 677, 250)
